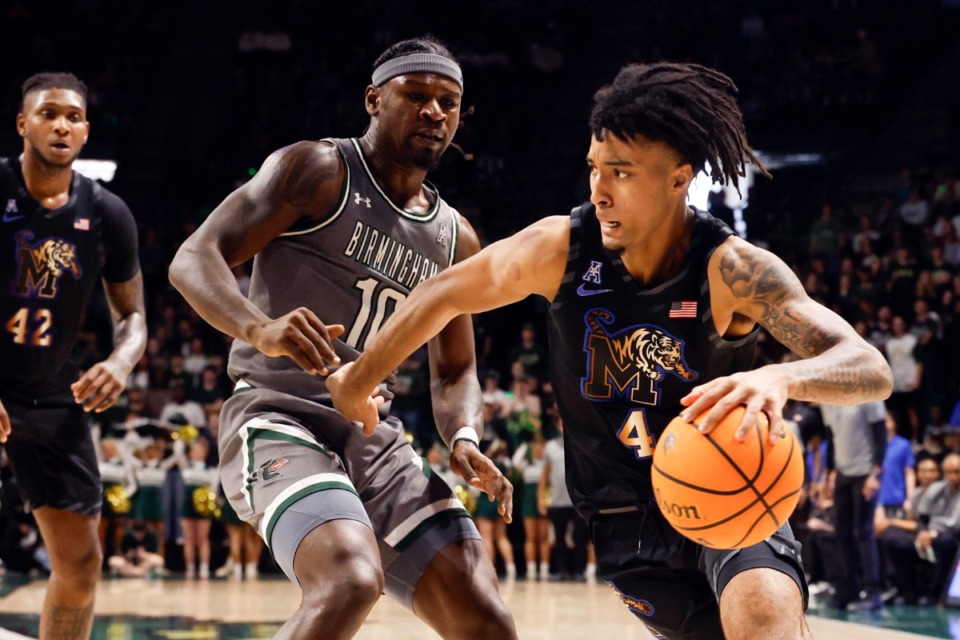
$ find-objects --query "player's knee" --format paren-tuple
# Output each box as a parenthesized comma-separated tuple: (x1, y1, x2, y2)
(57, 543, 103, 592)
(721, 569, 804, 640)
(301, 555, 384, 613)
(422, 555, 516, 639)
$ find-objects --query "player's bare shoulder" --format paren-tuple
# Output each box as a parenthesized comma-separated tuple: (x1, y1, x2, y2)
(258, 140, 345, 219)
(710, 235, 803, 309)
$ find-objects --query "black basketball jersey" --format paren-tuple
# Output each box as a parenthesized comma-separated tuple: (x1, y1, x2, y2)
(0, 158, 139, 400)
(547, 203, 758, 519)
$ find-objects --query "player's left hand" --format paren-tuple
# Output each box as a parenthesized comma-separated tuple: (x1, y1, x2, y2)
(679, 367, 789, 444)
(450, 440, 513, 524)
(863, 475, 881, 500)
(71, 360, 127, 413)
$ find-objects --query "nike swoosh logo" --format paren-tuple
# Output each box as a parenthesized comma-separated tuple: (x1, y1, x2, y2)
(2, 212, 25, 223)
(577, 284, 614, 296)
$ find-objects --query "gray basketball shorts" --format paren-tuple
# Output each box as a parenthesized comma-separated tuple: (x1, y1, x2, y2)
(218, 385, 480, 609)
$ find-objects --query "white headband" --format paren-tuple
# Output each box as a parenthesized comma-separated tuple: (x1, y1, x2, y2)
(372, 53, 463, 90)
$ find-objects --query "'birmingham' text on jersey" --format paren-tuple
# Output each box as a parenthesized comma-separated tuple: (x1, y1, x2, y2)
(343, 220, 440, 289)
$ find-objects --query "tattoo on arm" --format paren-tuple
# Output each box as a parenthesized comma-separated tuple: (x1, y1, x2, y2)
(277, 145, 339, 208)
(719, 247, 837, 358)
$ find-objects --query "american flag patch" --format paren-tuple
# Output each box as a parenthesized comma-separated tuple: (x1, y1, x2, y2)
(74, 218, 90, 231)
(669, 301, 697, 318)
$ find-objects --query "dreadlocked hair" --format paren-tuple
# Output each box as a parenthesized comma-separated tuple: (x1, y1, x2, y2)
(590, 62, 770, 193)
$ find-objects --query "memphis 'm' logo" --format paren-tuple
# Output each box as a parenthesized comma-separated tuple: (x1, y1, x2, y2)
(11, 230, 82, 299)
(581, 309, 698, 405)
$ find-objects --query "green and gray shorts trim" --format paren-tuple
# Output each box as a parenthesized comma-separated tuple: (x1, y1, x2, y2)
(219, 385, 481, 609)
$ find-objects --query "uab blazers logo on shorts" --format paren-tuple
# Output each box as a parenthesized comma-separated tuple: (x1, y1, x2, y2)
(250, 458, 290, 483)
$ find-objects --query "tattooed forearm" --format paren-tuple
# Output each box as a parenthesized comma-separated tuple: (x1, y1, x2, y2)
(778, 346, 893, 403)
(47, 604, 93, 639)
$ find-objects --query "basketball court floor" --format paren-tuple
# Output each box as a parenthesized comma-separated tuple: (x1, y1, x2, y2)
(0, 574, 953, 639)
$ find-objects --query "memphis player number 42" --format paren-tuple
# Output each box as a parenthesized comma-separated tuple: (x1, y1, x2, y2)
(5, 307, 53, 347)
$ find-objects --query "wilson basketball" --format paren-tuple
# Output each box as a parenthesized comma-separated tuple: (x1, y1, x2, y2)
(651, 405, 804, 549)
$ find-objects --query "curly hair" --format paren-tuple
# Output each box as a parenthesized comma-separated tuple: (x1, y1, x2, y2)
(590, 62, 769, 192)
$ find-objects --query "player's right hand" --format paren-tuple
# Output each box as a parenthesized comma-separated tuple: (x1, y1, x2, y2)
(249, 308, 344, 375)
(0, 398, 10, 443)
(327, 362, 384, 436)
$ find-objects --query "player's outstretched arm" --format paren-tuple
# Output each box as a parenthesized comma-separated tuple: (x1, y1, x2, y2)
(328, 215, 570, 435)
(681, 236, 893, 441)
(169, 142, 345, 375)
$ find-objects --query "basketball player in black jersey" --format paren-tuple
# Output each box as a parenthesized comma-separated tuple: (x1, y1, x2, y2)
(330, 62, 894, 639)
(1, 72, 146, 639)
(170, 38, 516, 639)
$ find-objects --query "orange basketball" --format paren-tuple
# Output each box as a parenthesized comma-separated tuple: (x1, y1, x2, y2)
(650, 405, 804, 549)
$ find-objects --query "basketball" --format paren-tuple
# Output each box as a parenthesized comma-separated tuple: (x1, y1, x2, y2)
(651, 405, 804, 550)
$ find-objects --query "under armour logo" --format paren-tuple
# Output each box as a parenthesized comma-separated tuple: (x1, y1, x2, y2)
(354, 193, 371, 208)
(436, 224, 448, 247)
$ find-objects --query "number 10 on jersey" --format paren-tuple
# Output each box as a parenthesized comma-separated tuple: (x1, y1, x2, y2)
(345, 277, 407, 351)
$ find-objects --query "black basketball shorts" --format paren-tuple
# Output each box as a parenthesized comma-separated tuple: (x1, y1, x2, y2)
(589, 506, 807, 639)
(3, 396, 101, 516)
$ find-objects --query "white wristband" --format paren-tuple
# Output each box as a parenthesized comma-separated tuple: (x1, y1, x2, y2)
(451, 427, 479, 447)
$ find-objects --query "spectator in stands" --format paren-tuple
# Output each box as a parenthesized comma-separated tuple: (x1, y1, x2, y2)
(809, 203, 843, 271)
(512, 438, 549, 581)
(887, 248, 920, 320)
(899, 188, 931, 242)
(886, 315, 923, 440)
(159, 380, 206, 430)
(821, 401, 888, 611)
(107, 520, 164, 578)
(876, 412, 917, 520)
(539, 417, 587, 583)
(887, 452, 960, 605)
(506, 322, 549, 383)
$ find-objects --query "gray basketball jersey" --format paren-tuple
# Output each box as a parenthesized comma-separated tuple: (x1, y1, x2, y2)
(227, 137, 461, 402)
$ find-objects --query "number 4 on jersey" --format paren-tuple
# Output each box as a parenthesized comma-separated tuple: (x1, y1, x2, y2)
(617, 409, 655, 459)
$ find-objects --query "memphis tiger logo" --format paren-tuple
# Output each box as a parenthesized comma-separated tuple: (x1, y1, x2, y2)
(581, 308, 697, 405)
(11, 230, 82, 299)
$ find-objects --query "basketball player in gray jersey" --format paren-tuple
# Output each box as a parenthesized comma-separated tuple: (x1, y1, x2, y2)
(169, 37, 516, 640)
